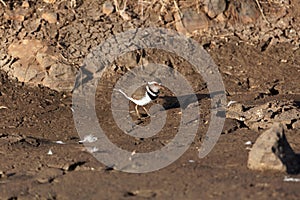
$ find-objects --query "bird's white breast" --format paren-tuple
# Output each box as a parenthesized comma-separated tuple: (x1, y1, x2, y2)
(131, 92, 152, 106)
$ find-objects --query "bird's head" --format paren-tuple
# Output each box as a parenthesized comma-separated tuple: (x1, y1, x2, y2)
(147, 81, 162, 93)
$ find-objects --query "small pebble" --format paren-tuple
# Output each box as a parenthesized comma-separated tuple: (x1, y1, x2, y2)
(22, 1, 30, 8)
(42, 12, 58, 24)
(102, 1, 114, 16)
(280, 59, 288, 63)
(47, 149, 53, 155)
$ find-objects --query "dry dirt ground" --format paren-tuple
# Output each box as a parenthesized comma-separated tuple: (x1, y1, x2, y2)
(0, 0, 300, 199)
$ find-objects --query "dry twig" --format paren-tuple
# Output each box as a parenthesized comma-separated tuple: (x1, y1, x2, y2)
(0, 0, 7, 7)
(173, 0, 182, 18)
(113, 0, 131, 20)
(255, 0, 270, 24)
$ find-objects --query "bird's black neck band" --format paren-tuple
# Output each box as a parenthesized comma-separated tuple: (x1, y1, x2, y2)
(148, 86, 159, 95)
(146, 85, 159, 100)
(147, 91, 158, 100)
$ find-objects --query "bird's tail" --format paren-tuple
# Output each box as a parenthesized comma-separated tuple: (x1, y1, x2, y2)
(117, 89, 132, 101)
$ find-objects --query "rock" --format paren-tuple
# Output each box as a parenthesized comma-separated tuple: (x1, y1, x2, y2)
(70, 0, 83, 8)
(41, 12, 58, 24)
(22, 1, 30, 8)
(8, 39, 45, 59)
(174, 10, 209, 35)
(0, 171, 4, 178)
(226, 103, 245, 121)
(35, 168, 63, 184)
(0, 134, 24, 144)
(215, 13, 227, 23)
(226, 0, 260, 24)
(163, 12, 173, 23)
(43, 63, 77, 92)
(43, 0, 56, 3)
(226, 100, 300, 130)
(6, 39, 77, 92)
(36, 52, 56, 68)
(174, 12, 189, 36)
(181, 10, 209, 33)
(248, 123, 300, 173)
(203, 0, 227, 19)
(4, 11, 25, 22)
(266, 2, 288, 23)
(102, 1, 114, 16)
(10, 61, 44, 83)
(117, 51, 139, 68)
(222, 118, 240, 134)
(292, 120, 300, 129)
(23, 18, 41, 32)
(126, 190, 156, 198)
(8, 39, 46, 82)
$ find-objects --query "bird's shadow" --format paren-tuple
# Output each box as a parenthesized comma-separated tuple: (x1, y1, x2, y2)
(160, 91, 225, 110)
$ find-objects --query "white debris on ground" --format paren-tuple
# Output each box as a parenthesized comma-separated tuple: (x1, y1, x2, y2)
(131, 150, 136, 156)
(79, 134, 98, 143)
(47, 149, 53, 155)
(283, 176, 300, 182)
(245, 141, 253, 150)
(86, 147, 99, 153)
(227, 100, 237, 107)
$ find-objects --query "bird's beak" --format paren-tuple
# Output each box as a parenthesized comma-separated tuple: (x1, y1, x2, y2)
(157, 83, 163, 89)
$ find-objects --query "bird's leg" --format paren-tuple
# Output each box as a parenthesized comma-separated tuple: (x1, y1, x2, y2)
(135, 104, 141, 118)
(142, 106, 151, 117)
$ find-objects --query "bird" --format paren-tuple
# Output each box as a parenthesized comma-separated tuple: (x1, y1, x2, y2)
(118, 81, 162, 118)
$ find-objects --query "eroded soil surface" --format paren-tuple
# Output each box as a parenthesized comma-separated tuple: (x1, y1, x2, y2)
(0, 0, 300, 199)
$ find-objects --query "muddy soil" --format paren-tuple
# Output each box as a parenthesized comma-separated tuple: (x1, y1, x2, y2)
(0, 0, 300, 199)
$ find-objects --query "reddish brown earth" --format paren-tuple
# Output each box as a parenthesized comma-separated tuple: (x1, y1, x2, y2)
(0, 0, 300, 199)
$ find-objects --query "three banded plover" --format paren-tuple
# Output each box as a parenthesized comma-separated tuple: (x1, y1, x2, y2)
(118, 81, 162, 118)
